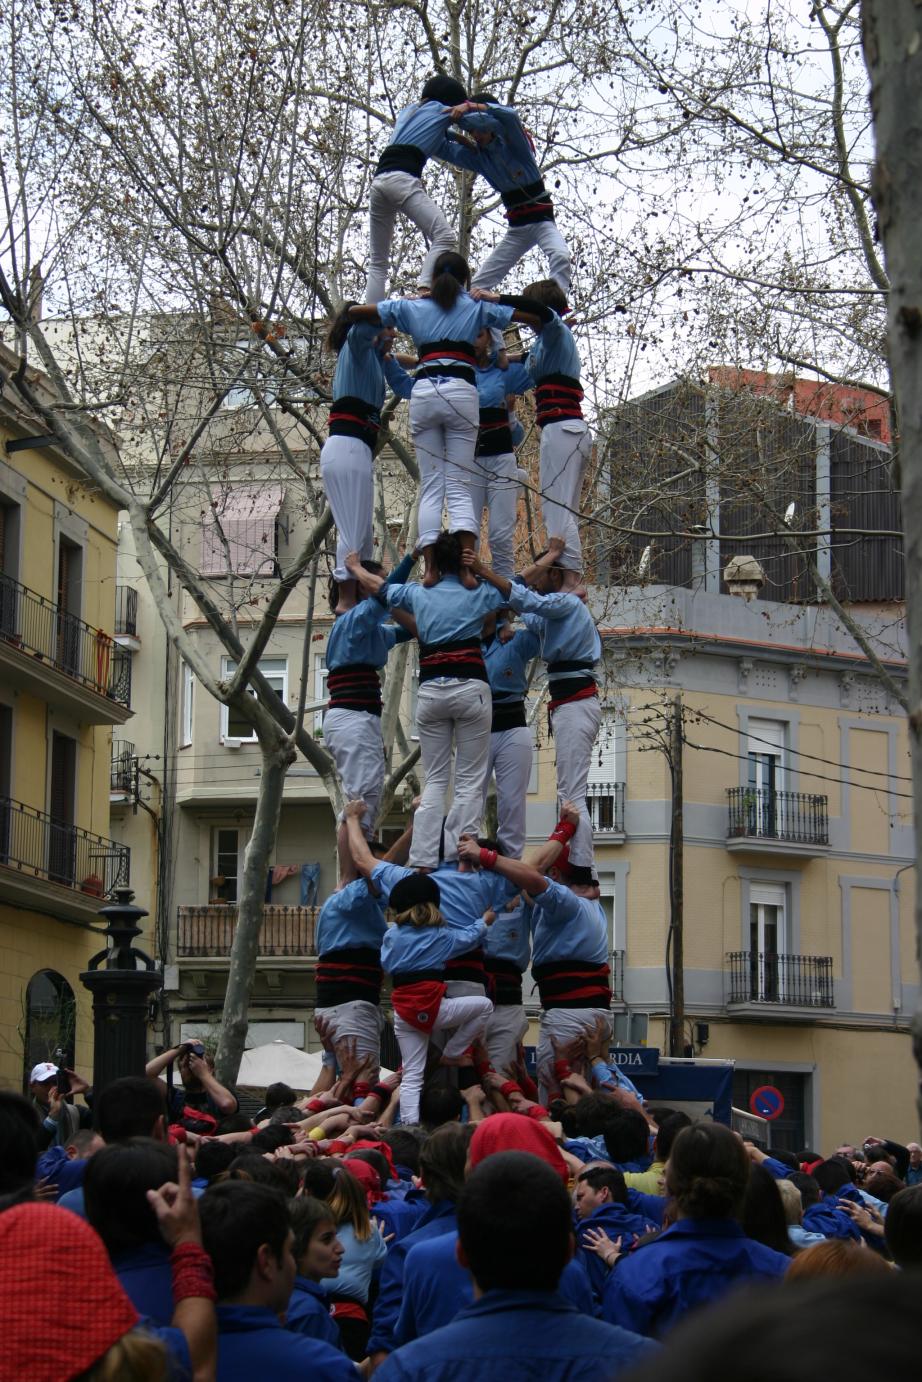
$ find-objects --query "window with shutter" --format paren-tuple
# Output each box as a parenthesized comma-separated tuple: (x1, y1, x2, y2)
(586, 716, 625, 834)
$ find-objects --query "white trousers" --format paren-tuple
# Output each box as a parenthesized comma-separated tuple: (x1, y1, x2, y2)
(482, 724, 534, 859)
(536, 1007, 612, 1097)
(365, 172, 457, 304)
(324, 707, 385, 839)
(484, 1003, 529, 1075)
(412, 679, 492, 868)
(471, 220, 572, 297)
(412, 378, 480, 547)
(551, 696, 602, 868)
(395, 994, 493, 1124)
(468, 450, 519, 579)
(314, 1000, 383, 1071)
(320, 434, 374, 582)
(540, 419, 593, 571)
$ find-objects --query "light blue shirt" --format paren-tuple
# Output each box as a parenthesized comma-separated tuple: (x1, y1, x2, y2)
(376, 294, 514, 355)
(525, 313, 582, 383)
(373, 861, 511, 930)
(316, 878, 386, 956)
(381, 914, 488, 977)
(385, 575, 506, 645)
(384, 101, 468, 161)
(531, 882, 608, 968)
(475, 359, 532, 410)
(331, 322, 391, 415)
(484, 895, 532, 970)
(482, 627, 540, 701)
(318, 1223, 387, 1305)
(325, 553, 415, 671)
(507, 585, 601, 670)
(441, 105, 542, 193)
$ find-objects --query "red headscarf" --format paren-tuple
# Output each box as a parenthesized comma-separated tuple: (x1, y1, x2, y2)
(0, 1203, 140, 1381)
(469, 1112, 570, 1185)
(341, 1157, 385, 1204)
(350, 1138, 398, 1182)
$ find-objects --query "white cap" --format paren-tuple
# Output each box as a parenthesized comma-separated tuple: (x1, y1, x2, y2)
(30, 1062, 58, 1083)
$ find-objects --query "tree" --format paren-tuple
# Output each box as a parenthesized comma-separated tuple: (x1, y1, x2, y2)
(861, 0, 922, 1124)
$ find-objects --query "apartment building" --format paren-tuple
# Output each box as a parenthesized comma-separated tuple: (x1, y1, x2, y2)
(0, 344, 131, 1088)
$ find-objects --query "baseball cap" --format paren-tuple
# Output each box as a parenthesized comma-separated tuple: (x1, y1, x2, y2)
(30, 1062, 58, 1083)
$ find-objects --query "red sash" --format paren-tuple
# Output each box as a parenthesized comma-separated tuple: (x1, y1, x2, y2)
(391, 980, 447, 1032)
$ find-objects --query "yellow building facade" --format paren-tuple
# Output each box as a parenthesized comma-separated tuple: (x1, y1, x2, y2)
(0, 349, 131, 1089)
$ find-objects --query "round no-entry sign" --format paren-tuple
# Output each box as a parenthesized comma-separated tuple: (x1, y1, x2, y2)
(750, 1085, 785, 1121)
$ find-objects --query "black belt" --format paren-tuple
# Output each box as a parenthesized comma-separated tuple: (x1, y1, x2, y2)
(535, 374, 584, 427)
(491, 699, 526, 733)
(375, 144, 426, 178)
(316, 946, 383, 1006)
(392, 968, 444, 988)
(444, 947, 486, 985)
(326, 664, 383, 716)
(533, 959, 611, 1011)
(477, 405, 514, 457)
(419, 638, 488, 685)
(485, 956, 524, 1005)
(416, 363, 475, 385)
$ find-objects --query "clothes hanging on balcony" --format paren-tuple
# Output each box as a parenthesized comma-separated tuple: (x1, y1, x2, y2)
(301, 862, 321, 906)
(263, 864, 303, 901)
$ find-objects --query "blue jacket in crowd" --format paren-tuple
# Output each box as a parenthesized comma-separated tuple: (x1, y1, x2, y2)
(214, 1304, 356, 1381)
(285, 1275, 342, 1349)
(113, 1241, 175, 1324)
(377, 1289, 655, 1382)
(601, 1218, 789, 1338)
(574, 1202, 654, 1302)
(374, 1190, 430, 1244)
(393, 1229, 595, 1346)
(367, 1200, 458, 1356)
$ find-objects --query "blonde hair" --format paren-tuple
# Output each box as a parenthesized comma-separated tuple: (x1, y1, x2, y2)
(776, 1178, 803, 1225)
(328, 1165, 373, 1241)
(78, 1331, 169, 1381)
(389, 901, 443, 929)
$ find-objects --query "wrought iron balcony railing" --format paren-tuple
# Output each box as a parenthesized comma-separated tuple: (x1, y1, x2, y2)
(587, 782, 626, 834)
(177, 904, 319, 958)
(114, 584, 139, 637)
(727, 787, 829, 846)
(0, 571, 129, 705)
(0, 795, 130, 898)
(111, 741, 136, 794)
(726, 951, 834, 1008)
(610, 949, 625, 1001)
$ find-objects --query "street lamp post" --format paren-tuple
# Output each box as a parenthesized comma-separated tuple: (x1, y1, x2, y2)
(80, 888, 162, 1095)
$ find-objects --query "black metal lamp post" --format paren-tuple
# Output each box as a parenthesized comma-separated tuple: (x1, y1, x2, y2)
(80, 888, 162, 1095)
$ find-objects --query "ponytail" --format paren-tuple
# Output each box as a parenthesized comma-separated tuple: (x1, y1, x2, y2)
(430, 252, 470, 310)
(326, 302, 358, 353)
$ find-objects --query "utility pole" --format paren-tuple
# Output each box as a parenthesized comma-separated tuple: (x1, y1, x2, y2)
(669, 694, 685, 1056)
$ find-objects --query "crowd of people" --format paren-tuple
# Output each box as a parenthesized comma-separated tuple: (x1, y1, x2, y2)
(3, 1045, 922, 1380)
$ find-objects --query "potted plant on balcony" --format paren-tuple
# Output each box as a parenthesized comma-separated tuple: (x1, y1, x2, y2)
(729, 788, 758, 837)
(80, 873, 105, 896)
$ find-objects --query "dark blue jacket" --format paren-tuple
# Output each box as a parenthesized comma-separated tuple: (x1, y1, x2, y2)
(627, 1188, 666, 1226)
(286, 1276, 342, 1348)
(113, 1241, 174, 1324)
(802, 1189, 863, 1243)
(601, 1218, 789, 1338)
(375, 1190, 430, 1244)
(377, 1289, 654, 1381)
(215, 1304, 356, 1381)
(575, 1203, 653, 1302)
(393, 1229, 595, 1346)
(35, 1146, 89, 1200)
(367, 1199, 457, 1355)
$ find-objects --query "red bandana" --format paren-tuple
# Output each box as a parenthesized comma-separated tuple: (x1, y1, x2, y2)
(0, 1203, 140, 1380)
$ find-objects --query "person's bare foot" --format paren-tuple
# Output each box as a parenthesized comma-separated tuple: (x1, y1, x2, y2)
(459, 568, 479, 590)
(422, 568, 440, 587)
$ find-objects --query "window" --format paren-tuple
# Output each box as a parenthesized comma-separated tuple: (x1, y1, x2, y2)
(180, 662, 194, 748)
(200, 485, 285, 577)
(56, 538, 83, 675)
(748, 882, 787, 1000)
(221, 657, 287, 743)
(48, 732, 77, 886)
(0, 500, 20, 637)
(211, 827, 243, 903)
(746, 718, 786, 836)
(23, 971, 76, 1089)
(587, 716, 624, 833)
(313, 654, 327, 735)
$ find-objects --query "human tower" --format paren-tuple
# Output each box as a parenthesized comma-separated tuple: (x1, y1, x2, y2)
(315, 74, 607, 1123)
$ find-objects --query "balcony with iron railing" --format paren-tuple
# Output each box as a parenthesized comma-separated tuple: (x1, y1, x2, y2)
(726, 951, 835, 1016)
(587, 783, 626, 840)
(177, 904, 319, 963)
(111, 740, 136, 799)
(0, 572, 132, 724)
(114, 584, 139, 637)
(0, 795, 130, 923)
(726, 787, 829, 856)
